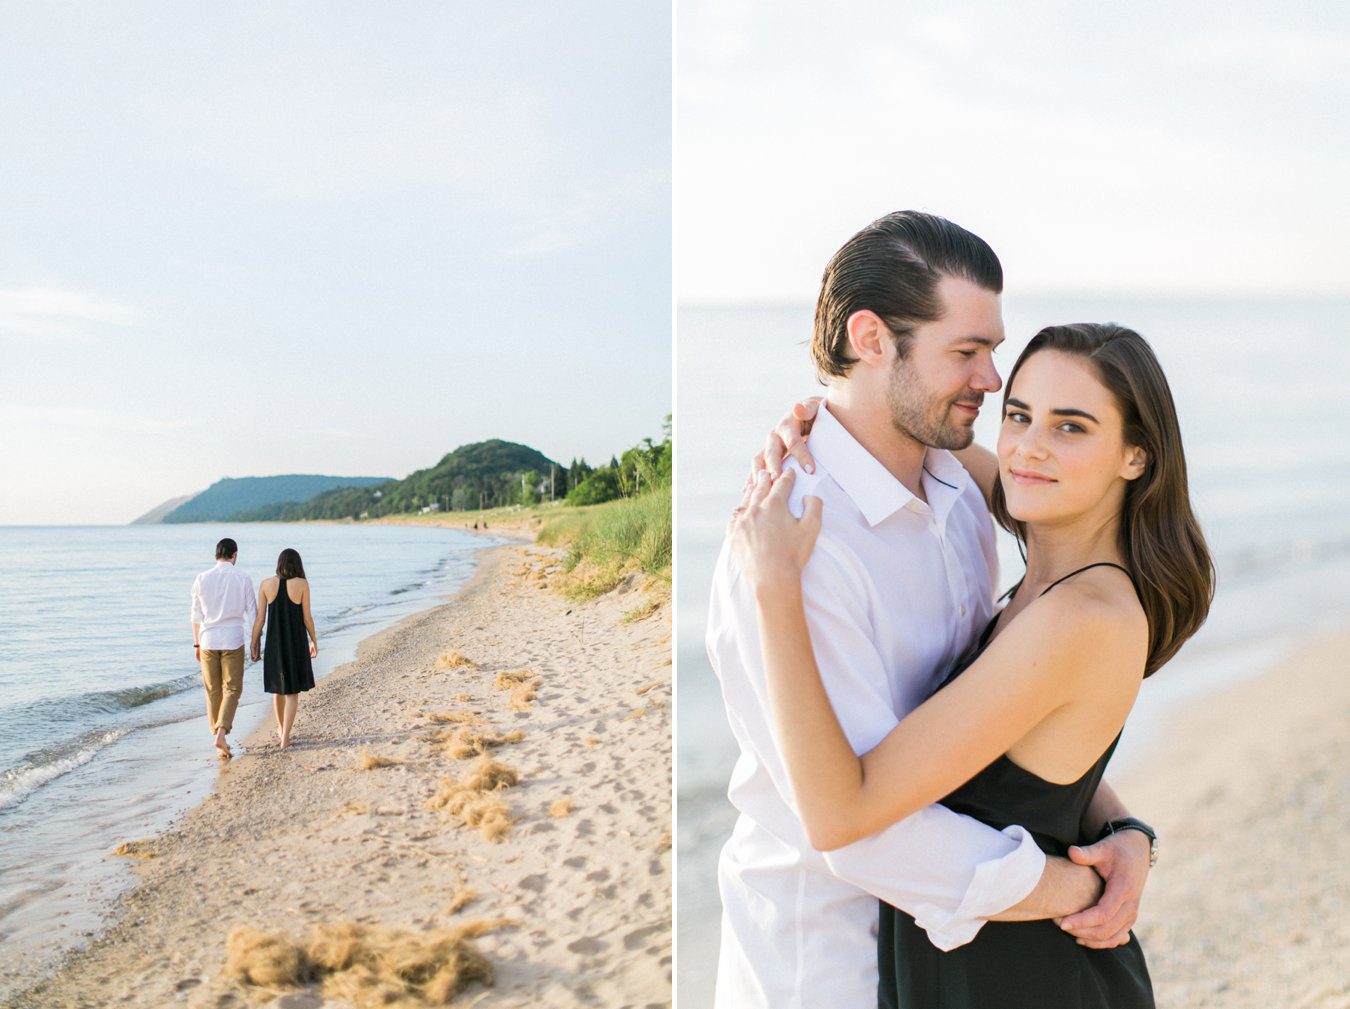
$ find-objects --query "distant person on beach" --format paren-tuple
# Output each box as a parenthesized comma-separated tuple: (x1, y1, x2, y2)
(190, 537, 256, 759)
(708, 212, 1212, 1008)
(250, 548, 317, 750)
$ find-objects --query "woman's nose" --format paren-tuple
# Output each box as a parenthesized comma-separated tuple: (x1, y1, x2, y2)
(1016, 425, 1049, 461)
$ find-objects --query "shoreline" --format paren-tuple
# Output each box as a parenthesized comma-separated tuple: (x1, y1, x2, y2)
(7, 539, 672, 1008)
(0, 523, 503, 1002)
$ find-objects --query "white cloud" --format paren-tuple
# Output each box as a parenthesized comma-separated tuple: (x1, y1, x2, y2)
(11, 405, 194, 437)
(1171, 30, 1350, 85)
(505, 166, 670, 258)
(0, 287, 144, 340)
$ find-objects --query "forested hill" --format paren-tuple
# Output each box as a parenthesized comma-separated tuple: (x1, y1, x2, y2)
(158, 474, 391, 524)
(232, 440, 562, 521)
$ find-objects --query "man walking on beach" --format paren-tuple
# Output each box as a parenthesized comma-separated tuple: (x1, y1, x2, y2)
(191, 537, 255, 758)
(707, 211, 1155, 1007)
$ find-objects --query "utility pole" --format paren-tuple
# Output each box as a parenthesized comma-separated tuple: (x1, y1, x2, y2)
(550, 464, 555, 502)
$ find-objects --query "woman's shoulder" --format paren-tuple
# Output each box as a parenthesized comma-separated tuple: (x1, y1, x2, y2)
(1030, 569, 1148, 673)
(261, 575, 279, 589)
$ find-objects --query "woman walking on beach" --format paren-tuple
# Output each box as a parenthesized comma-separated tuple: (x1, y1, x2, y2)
(733, 324, 1214, 1007)
(250, 548, 317, 750)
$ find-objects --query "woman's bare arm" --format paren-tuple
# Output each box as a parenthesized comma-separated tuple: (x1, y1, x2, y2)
(300, 581, 318, 656)
(952, 442, 999, 508)
(736, 473, 1140, 855)
(249, 583, 267, 660)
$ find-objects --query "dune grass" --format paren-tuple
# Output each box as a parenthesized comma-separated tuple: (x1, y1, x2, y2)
(536, 487, 672, 600)
(225, 919, 509, 1006)
(355, 750, 404, 770)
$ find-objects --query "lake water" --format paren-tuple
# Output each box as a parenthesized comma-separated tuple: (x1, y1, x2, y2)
(0, 522, 504, 996)
(675, 296, 1350, 1007)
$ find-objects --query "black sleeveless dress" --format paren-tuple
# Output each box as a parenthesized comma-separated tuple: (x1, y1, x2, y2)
(262, 577, 315, 695)
(879, 563, 1154, 1009)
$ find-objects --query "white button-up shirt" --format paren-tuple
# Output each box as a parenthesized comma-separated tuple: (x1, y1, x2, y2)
(190, 561, 256, 650)
(707, 400, 1047, 1009)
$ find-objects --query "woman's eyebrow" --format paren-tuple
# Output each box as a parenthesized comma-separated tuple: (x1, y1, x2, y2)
(1004, 398, 1100, 423)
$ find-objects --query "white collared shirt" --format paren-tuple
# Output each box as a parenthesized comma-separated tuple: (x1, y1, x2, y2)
(190, 561, 256, 650)
(707, 400, 1047, 1009)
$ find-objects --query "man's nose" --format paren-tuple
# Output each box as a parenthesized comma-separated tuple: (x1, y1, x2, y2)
(972, 356, 1001, 393)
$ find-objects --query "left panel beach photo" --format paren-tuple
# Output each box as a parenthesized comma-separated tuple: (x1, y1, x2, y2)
(0, 6, 672, 1008)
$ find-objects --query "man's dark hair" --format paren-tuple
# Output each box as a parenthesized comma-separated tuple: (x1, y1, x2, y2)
(811, 210, 1003, 380)
(215, 538, 238, 560)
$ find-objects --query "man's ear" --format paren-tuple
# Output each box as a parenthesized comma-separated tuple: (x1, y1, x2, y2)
(1121, 445, 1148, 481)
(845, 310, 892, 369)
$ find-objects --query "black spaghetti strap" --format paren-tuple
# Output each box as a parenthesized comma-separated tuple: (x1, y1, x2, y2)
(1039, 561, 1133, 597)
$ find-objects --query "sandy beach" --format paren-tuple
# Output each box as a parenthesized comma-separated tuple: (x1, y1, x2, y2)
(7, 540, 671, 1008)
(1118, 627, 1350, 1009)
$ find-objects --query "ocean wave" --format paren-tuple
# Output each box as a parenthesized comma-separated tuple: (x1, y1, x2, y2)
(0, 674, 198, 742)
(78, 674, 199, 714)
(0, 727, 131, 811)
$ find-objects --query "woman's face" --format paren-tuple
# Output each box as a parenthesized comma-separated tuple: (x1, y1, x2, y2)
(996, 349, 1145, 525)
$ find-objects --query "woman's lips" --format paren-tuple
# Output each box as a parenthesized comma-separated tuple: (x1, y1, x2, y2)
(1009, 468, 1056, 485)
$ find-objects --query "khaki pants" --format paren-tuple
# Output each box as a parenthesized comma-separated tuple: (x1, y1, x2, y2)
(200, 646, 245, 734)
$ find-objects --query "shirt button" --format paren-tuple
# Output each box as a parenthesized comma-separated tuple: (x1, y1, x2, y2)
(960, 605, 967, 617)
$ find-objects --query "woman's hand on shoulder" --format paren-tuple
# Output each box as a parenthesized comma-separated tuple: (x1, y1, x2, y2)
(729, 469, 823, 598)
(750, 396, 823, 480)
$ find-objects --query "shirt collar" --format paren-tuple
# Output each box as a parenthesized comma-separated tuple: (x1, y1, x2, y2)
(813, 399, 971, 527)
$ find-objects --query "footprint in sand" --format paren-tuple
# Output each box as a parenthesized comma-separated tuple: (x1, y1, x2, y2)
(563, 856, 586, 869)
(519, 873, 548, 893)
(623, 924, 665, 952)
(566, 936, 605, 956)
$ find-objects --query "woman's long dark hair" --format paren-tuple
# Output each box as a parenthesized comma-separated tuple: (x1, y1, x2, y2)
(275, 548, 307, 581)
(990, 323, 1215, 676)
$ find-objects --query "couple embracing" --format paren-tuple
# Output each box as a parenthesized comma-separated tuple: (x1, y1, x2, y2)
(709, 212, 1214, 1007)
(190, 537, 319, 756)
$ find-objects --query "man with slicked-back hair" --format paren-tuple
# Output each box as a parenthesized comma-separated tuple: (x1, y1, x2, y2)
(191, 537, 256, 758)
(707, 212, 1155, 1008)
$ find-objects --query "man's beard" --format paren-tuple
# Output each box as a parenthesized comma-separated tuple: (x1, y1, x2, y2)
(886, 360, 980, 450)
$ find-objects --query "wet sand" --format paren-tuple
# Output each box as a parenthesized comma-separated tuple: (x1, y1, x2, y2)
(7, 542, 671, 1008)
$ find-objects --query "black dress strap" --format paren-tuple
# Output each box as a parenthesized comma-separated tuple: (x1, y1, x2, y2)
(1039, 561, 1133, 597)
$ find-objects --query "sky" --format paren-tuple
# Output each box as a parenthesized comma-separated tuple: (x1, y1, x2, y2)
(1, 3, 671, 525)
(678, 0, 1350, 303)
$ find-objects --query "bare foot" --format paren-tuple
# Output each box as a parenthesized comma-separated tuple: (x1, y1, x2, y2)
(214, 729, 232, 759)
(279, 733, 291, 750)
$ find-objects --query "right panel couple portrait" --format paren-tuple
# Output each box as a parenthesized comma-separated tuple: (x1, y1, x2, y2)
(675, 2, 1349, 1008)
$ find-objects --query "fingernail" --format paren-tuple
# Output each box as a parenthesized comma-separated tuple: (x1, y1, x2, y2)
(806, 463, 814, 473)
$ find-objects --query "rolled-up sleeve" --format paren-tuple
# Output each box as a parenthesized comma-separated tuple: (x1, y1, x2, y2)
(718, 537, 1045, 949)
(242, 573, 256, 624)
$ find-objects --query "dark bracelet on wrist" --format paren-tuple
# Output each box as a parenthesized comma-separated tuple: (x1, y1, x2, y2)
(1097, 817, 1159, 867)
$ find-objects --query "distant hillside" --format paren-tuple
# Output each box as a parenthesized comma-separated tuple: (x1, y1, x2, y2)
(159, 475, 391, 524)
(236, 440, 561, 521)
(131, 492, 200, 525)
